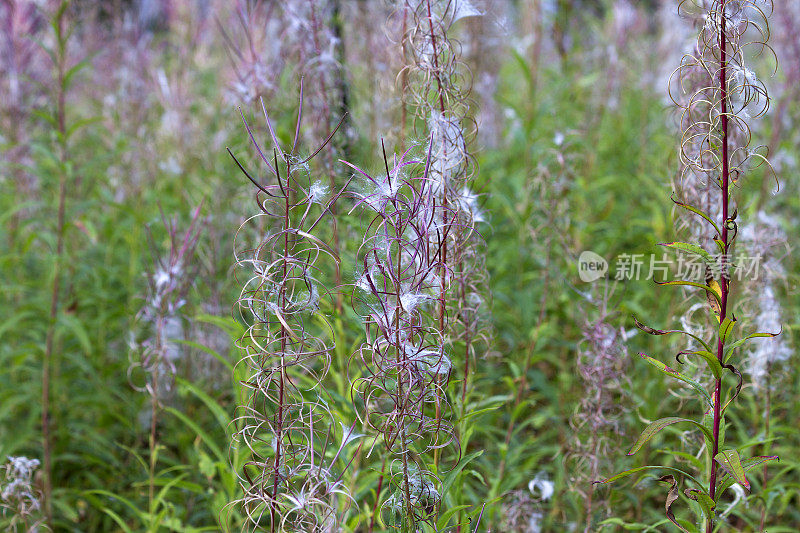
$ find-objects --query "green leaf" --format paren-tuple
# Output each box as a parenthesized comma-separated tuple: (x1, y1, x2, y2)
(164, 407, 224, 462)
(684, 488, 716, 520)
(715, 449, 749, 490)
(655, 280, 720, 304)
(175, 376, 231, 436)
(441, 450, 483, 497)
(717, 455, 778, 495)
(724, 331, 780, 363)
(639, 353, 713, 409)
(659, 242, 713, 264)
(628, 417, 714, 456)
(718, 317, 736, 344)
(671, 198, 722, 235)
(594, 466, 703, 489)
(677, 350, 722, 379)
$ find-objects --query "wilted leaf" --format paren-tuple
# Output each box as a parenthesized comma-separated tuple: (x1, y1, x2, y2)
(705, 268, 722, 320)
(659, 475, 691, 533)
(631, 317, 713, 352)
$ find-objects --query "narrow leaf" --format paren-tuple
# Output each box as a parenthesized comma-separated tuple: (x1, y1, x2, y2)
(677, 350, 722, 379)
(594, 466, 702, 489)
(659, 242, 713, 264)
(671, 197, 722, 235)
(715, 450, 749, 491)
(628, 418, 714, 456)
(724, 330, 780, 363)
(639, 353, 713, 408)
(717, 456, 778, 495)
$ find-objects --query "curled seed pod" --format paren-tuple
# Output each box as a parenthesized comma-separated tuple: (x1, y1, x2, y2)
(345, 142, 457, 528)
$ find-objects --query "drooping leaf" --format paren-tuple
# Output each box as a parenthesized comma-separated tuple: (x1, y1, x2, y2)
(720, 363, 743, 415)
(715, 449, 749, 491)
(639, 353, 713, 408)
(659, 475, 691, 533)
(671, 197, 722, 235)
(654, 280, 720, 307)
(659, 241, 714, 264)
(628, 417, 714, 456)
(676, 350, 722, 379)
(594, 466, 703, 489)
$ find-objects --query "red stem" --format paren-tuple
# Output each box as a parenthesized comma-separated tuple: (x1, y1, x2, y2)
(707, 8, 729, 533)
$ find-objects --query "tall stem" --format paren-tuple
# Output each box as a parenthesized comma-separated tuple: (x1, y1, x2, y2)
(707, 8, 729, 533)
(42, 7, 69, 528)
(269, 160, 292, 532)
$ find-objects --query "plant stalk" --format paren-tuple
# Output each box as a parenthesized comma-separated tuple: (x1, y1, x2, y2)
(707, 8, 730, 533)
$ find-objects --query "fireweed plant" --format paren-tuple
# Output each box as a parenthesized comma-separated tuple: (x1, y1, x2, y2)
(229, 89, 356, 532)
(570, 283, 629, 531)
(283, 0, 352, 309)
(397, 0, 489, 458)
(344, 141, 457, 531)
(129, 206, 204, 514)
(600, 1, 779, 532)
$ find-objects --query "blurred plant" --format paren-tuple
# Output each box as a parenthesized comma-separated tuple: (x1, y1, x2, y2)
(0, 456, 44, 532)
(569, 282, 629, 531)
(0, 0, 49, 225)
(35, 2, 88, 527)
(218, 0, 285, 105)
(600, 2, 780, 532)
(229, 89, 354, 531)
(129, 205, 204, 514)
(284, 0, 352, 309)
(501, 471, 553, 532)
(738, 210, 791, 530)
